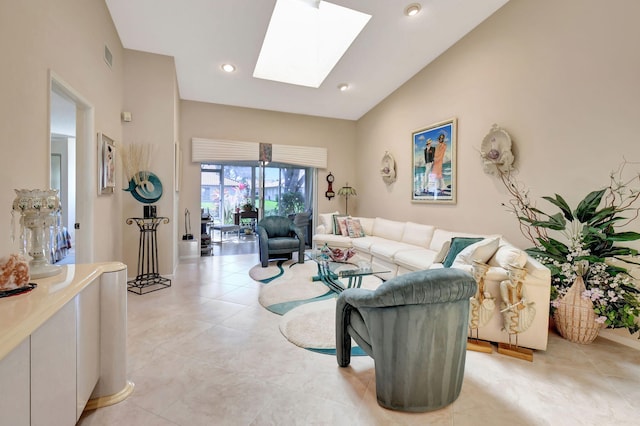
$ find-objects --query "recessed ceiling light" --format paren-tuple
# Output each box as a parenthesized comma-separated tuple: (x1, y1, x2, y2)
(221, 63, 236, 73)
(338, 83, 349, 91)
(404, 3, 421, 17)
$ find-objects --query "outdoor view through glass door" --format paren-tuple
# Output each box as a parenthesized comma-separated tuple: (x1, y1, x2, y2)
(201, 162, 313, 226)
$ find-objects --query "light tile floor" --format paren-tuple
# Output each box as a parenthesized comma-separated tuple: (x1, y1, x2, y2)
(78, 254, 640, 426)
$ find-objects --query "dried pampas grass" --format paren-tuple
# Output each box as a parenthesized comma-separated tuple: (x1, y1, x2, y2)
(118, 143, 154, 185)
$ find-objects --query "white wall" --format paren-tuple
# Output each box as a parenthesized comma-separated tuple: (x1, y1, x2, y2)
(0, 0, 124, 263)
(122, 49, 179, 277)
(356, 0, 640, 247)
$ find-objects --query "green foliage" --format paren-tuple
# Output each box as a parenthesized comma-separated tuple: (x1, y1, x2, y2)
(504, 162, 640, 336)
(280, 191, 305, 215)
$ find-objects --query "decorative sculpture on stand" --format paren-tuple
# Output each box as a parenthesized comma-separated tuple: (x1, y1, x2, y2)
(119, 143, 163, 203)
(11, 189, 63, 279)
(498, 264, 536, 361)
(124, 171, 163, 204)
(468, 260, 496, 353)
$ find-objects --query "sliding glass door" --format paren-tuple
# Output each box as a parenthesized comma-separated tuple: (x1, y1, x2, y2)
(201, 162, 313, 225)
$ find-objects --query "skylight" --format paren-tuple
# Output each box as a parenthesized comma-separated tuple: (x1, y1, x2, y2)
(253, 0, 371, 88)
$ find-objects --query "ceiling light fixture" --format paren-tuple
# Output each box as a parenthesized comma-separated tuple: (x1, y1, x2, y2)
(221, 63, 236, 73)
(338, 83, 349, 91)
(404, 3, 421, 17)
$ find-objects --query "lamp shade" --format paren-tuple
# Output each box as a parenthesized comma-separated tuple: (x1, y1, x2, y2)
(337, 184, 357, 215)
(337, 186, 357, 197)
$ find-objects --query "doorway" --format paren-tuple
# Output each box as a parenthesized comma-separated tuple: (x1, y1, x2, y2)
(50, 72, 95, 264)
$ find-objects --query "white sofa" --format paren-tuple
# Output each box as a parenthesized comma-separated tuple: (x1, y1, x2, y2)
(312, 213, 551, 351)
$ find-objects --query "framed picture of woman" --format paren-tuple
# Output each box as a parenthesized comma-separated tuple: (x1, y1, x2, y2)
(411, 118, 457, 204)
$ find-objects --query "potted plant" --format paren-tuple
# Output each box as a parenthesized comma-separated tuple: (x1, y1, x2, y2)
(501, 162, 640, 340)
(242, 200, 254, 212)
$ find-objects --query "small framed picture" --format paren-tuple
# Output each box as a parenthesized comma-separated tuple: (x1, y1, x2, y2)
(99, 132, 115, 194)
(411, 118, 457, 204)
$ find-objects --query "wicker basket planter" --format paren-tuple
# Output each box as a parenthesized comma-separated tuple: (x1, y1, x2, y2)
(553, 275, 603, 344)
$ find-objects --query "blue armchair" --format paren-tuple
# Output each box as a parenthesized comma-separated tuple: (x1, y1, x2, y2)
(336, 268, 477, 412)
(256, 216, 305, 267)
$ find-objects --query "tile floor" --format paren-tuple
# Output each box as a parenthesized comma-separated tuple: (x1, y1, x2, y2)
(78, 253, 640, 426)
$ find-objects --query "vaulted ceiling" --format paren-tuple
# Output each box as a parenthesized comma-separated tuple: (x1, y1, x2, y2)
(105, 0, 509, 120)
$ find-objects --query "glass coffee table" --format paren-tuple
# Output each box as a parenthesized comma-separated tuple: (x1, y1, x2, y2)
(308, 253, 389, 293)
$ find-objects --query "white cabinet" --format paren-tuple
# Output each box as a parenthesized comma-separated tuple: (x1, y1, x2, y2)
(31, 299, 77, 426)
(0, 263, 128, 426)
(0, 338, 30, 426)
(76, 282, 100, 420)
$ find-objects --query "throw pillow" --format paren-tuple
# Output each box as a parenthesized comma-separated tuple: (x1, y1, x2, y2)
(346, 218, 365, 238)
(434, 240, 451, 264)
(332, 214, 349, 235)
(442, 237, 483, 268)
(319, 211, 339, 230)
(451, 237, 500, 268)
(338, 217, 350, 236)
(489, 244, 528, 269)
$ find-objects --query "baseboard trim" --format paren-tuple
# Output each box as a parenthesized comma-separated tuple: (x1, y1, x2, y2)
(598, 330, 640, 351)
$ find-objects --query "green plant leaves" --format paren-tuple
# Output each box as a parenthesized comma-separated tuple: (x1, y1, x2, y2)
(542, 194, 573, 221)
(607, 231, 640, 242)
(521, 212, 567, 230)
(575, 189, 606, 222)
(504, 162, 640, 336)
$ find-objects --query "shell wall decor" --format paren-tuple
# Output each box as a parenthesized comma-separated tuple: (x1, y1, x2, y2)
(480, 124, 515, 175)
(380, 151, 396, 184)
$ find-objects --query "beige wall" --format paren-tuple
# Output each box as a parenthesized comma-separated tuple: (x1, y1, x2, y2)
(357, 0, 640, 247)
(355, 0, 640, 345)
(122, 50, 179, 276)
(179, 101, 357, 239)
(0, 0, 124, 263)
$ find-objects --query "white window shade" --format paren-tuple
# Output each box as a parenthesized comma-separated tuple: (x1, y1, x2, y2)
(272, 144, 327, 168)
(192, 138, 258, 162)
(191, 138, 327, 169)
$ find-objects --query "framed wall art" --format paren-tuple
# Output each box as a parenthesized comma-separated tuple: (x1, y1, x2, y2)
(98, 132, 115, 194)
(411, 118, 457, 204)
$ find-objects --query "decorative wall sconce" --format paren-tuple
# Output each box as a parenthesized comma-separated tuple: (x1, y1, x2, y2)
(337, 183, 357, 215)
(380, 151, 396, 185)
(480, 124, 515, 175)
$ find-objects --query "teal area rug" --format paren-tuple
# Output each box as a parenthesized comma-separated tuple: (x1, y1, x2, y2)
(249, 259, 382, 356)
(251, 260, 334, 315)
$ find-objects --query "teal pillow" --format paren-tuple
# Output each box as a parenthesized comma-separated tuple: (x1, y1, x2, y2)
(442, 237, 483, 268)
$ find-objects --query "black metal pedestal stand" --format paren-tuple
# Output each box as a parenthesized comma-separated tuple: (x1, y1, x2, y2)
(126, 217, 172, 294)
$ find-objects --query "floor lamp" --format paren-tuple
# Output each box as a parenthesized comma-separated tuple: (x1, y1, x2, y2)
(337, 184, 357, 215)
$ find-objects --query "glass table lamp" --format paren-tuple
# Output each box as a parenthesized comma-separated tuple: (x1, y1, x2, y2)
(12, 189, 63, 279)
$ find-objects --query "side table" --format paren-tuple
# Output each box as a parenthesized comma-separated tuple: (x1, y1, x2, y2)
(126, 217, 172, 294)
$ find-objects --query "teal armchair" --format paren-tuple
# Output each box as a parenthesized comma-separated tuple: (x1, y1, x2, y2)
(256, 216, 305, 267)
(336, 268, 477, 412)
